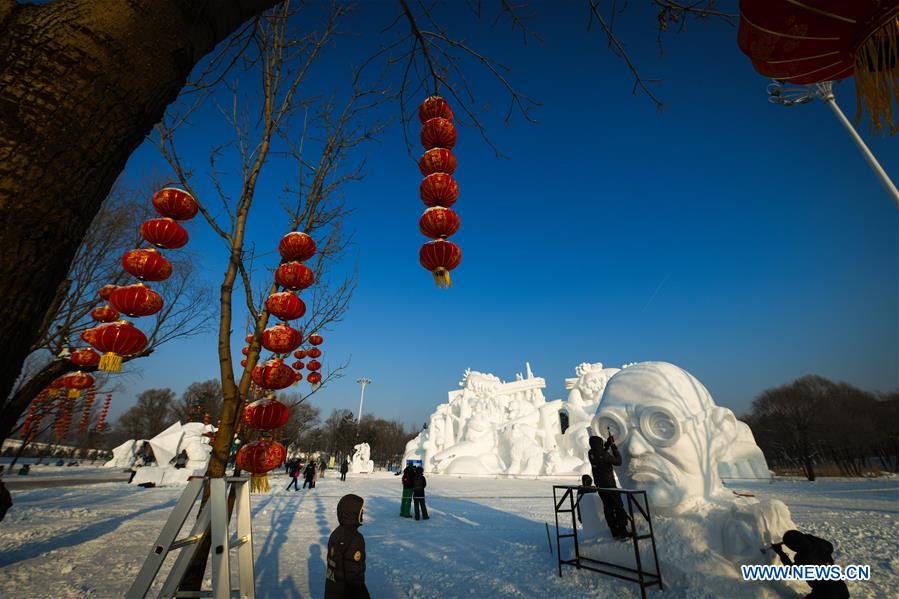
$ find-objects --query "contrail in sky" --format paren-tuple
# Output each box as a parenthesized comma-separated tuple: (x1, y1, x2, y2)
(640, 274, 670, 314)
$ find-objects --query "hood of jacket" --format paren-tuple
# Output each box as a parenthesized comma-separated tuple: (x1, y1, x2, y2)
(588, 435, 606, 451)
(337, 493, 365, 527)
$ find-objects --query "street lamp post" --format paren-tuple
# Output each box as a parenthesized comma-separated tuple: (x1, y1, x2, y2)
(766, 80, 899, 209)
(355, 378, 371, 424)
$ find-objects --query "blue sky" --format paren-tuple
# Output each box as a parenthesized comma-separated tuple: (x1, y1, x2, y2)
(112, 1, 898, 430)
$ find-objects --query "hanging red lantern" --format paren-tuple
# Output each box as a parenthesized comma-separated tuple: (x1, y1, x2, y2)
(292, 361, 304, 370)
(737, 2, 899, 134)
(421, 117, 457, 150)
(91, 305, 120, 323)
(262, 322, 303, 354)
(251, 358, 296, 390)
(265, 291, 307, 321)
(419, 96, 454, 122)
(152, 188, 198, 221)
(236, 439, 286, 492)
(89, 321, 148, 372)
(293, 349, 306, 359)
(307, 371, 322, 386)
(241, 359, 248, 367)
(69, 348, 100, 368)
(244, 396, 290, 430)
(294, 371, 304, 382)
(307, 347, 322, 359)
(420, 173, 459, 207)
(121, 248, 173, 282)
(306, 359, 322, 372)
(245, 334, 254, 343)
(419, 207, 460, 239)
(419, 148, 457, 176)
(275, 261, 315, 290)
(308, 333, 323, 346)
(62, 372, 94, 398)
(140, 217, 189, 249)
(80, 327, 100, 346)
(98, 285, 118, 300)
(278, 232, 317, 262)
(241, 346, 250, 356)
(109, 284, 164, 317)
(420, 239, 462, 288)
(48, 378, 65, 390)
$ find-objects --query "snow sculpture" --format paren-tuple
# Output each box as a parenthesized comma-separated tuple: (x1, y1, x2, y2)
(718, 421, 772, 480)
(148, 422, 183, 467)
(581, 362, 796, 596)
(350, 442, 374, 474)
(105, 421, 216, 486)
(105, 439, 143, 468)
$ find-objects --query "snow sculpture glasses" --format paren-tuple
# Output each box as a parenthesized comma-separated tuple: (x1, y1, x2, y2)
(593, 405, 709, 448)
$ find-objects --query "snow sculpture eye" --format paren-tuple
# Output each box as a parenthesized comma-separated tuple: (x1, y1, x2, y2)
(595, 413, 625, 442)
(640, 408, 680, 446)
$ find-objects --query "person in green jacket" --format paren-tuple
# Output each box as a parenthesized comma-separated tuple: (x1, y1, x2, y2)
(400, 463, 415, 517)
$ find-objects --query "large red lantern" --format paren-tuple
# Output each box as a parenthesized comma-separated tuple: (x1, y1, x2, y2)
(122, 248, 173, 282)
(419, 207, 460, 239)
(69, 348, 100, 368)
(91, 305, 120, 323)
(307, 371, 322, 386)
(236, 440, 286, 492)
(421, 117, 457, 150)
(140, 218, 189, 249)
(251, 358, 296, 390)
(307, 347, 322, 359)
(306, 359, 321, 372)
(80, 327, 100, 346)
(420, 173, 459, 207)
(261, 322, 303, 354)
(308, 334, 323, 346)
(265, 291, 307, 321)
(419, 96, 454, 122)
(89, 321, 148, 372)
(738, 1, 899, 134)
(278, 232, 317, 262)
(419, 148, 457, 176)
(109, 284, 163, 317)
(98, 285, 117, 300)
(62, 371, 94, 398)
(420, 239, 462, 288)
(244, 396, 290, 430)
(152, 188, 198, 221)
(275, 261, 314, 290)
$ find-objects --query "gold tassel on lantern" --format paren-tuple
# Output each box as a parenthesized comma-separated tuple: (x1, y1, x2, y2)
(250, 474, 270, 493)
(854, 15, 899, 135)
(68, 389, 81, 399)
(432, 268, 452, 289)
(99, 352, 123, 372)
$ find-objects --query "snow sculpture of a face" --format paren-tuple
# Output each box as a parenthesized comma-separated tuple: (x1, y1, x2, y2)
(593, 362, 737, 515)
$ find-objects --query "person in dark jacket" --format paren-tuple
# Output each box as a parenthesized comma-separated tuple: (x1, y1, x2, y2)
(576, 474, 594, 524)
(0, 480, 12, 522)
(587, 434, 630, 539)
(400, 464, 415, 517)
(340, 459, 349, 482)
(772, 530, 850, 598)
(303, 461, 317, 489)
(325, 494, 370, 599)
(286, 460, 301, 491)
(412, 466, 429, 521)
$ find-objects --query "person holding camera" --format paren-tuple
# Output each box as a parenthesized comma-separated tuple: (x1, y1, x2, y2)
(771, 530, 849, 598)
(587, 433, 631, 540)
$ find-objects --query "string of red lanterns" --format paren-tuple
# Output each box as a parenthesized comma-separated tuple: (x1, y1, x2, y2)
(96, 394, 112, 433)
(79, 388, 96, 436)
(418, 96, 462, 288)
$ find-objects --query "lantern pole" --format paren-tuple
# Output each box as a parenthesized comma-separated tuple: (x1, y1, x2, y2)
(355, 378, 371, 425)
(767, 80, 899, 209)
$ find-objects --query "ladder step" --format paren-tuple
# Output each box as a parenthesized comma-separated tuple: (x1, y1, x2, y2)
(230, 535, 250, 548)
(558, 533, 576, 538)
(170, 533, 205, 550)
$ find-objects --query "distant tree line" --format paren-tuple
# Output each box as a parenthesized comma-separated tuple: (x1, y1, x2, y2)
(744, 375, 899, 480)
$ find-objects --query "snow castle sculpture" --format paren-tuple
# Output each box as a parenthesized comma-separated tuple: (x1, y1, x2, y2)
(105, 421, 216, 486)
(350, 442, 374, 474)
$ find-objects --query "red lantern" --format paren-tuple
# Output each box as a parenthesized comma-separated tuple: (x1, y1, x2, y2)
(98, 285, 118, 300)
(307, 371, 322, 386)
(109, 284, 163, 317)
(62, 372, 94, 398)
(308, 334, 323, 346)
(48, 378, 65, 390)
(265, 291, 307, 321)
(140, 218, 189, 249)
(306, 359, 321, 372)
(420, 239, 462, 288)
(241, 346, 250, 356)
(737, 2, 899, 134)
(292, 361, 304, 370)
(244, 396, 290, 430)
(419, 96, 454, 122)
(421, 117, 457, 150)
(275, 261, 315, 290)
(69, 348, 100, 368)
(420, 173, 459, 207)
(245, 334, 254, 343)
(278, 232, 317, 262)
(122, 248, 173, 282)
(152, 188, 198, 221)
(241, 359, 248, 367)
(80, 327, 100, 346)
(262, 322, 303, 354)
(91, 305, 120, 323)
(419, 148, 457, 176)
(294, 349, 306, 359)
(307, 347, 322, 359)
(294, 371, 304, 382)
(251, 359, 296, 390)
(419, 207, 460, 239)
(236, 440, 286, 492)
(89, 321, 148, 372)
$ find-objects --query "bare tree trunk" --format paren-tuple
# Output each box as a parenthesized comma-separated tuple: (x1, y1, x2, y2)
(0, 0, 280, 408)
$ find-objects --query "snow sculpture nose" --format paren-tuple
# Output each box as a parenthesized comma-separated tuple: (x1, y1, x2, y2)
(626, 428, 652, 457)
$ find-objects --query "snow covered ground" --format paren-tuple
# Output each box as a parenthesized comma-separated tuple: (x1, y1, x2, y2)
(0, 472, 896, 598)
